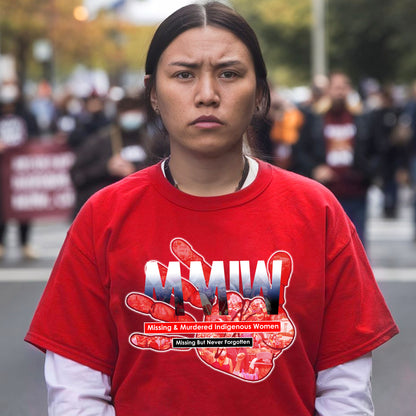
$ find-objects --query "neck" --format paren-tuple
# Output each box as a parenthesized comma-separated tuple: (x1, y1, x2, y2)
(330, 100, 347, 113)
(168, 148, 247, 197)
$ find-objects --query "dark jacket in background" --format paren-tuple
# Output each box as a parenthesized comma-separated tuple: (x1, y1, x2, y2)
(294, 108, 380, 198)
(70, 125, 153, 216)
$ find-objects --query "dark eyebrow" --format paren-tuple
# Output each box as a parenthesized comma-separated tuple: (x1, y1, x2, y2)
(169, 61, 199, 69)
(216, 60, 244, 69)
(168, 60, 244, 69)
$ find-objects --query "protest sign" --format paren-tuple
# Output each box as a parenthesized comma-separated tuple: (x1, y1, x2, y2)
(1, 140, 75, 220)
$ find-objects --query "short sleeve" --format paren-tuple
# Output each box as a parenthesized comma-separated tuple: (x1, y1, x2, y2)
(315, 226, 399, 371)
(25, 202, 117, 375)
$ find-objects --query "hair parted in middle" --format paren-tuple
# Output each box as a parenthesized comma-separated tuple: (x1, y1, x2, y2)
(144, 1, 270, 123)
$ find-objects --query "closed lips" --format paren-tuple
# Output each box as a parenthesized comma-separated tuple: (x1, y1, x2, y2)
(191, 115, 223, 125)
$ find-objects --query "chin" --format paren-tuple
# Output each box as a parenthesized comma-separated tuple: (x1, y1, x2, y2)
(192, 140, 242, 159)
(170, 132, 243, 159)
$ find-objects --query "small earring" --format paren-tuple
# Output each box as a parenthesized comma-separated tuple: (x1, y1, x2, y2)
(154, 105, 160, 115)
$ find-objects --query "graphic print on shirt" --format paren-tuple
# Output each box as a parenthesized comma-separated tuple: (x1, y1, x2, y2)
(125, 238, 295, 382)
(324, 122, 356, 167)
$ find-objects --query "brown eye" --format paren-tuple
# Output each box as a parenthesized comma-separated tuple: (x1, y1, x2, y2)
(176, 72, 193, 79)
(220, 71, 237, 79)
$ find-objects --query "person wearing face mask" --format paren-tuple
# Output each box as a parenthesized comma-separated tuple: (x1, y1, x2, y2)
(66, 92, 111, 150)
(69, 93, 154, 217)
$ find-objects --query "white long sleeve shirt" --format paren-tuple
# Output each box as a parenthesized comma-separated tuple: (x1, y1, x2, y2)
(45, 351, 374, 415)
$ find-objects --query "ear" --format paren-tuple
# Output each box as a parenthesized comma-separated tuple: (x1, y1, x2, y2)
(144, 74, 158, 112)
(255, 85, 263, 112)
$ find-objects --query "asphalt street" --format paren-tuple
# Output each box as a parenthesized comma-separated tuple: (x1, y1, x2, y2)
(0, 185, 415, 416)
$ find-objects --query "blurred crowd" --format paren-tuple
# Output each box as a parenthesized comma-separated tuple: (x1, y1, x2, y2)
(0, 78, 169, 260)
(1, 71, 416, 259)
(250, 72, 416, 247)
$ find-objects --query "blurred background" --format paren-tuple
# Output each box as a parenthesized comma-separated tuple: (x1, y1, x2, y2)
(0, 0, 415, 415)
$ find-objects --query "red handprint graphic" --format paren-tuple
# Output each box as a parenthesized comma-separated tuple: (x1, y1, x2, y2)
(126, 238, 295, 382)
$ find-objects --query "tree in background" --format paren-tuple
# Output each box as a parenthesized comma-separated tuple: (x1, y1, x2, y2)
(0, 0, 156, 88)
(231, 0, 311, 86)
(327, 0, 416, 84)
(3, 0, 416, 89)
(232, 0, 416, 86)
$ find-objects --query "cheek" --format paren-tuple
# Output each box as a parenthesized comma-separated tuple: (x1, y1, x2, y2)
(154, 85, 180, 125)
(158, 94, 187, 132)
(156, 85, 176, 112)
(232, 87, 257, 119)
(161, 111, 186, 133)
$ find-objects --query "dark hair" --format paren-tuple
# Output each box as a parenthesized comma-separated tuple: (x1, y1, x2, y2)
(116, 92, 146, 114)
(144, 1, 270, 123)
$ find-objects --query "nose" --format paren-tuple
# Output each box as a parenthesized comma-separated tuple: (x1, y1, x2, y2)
(195, 74, 219, 107)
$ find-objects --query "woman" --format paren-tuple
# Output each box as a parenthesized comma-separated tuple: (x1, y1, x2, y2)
(26, 2, 398, 415)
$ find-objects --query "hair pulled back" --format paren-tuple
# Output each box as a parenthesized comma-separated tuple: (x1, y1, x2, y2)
(144, 1, 270, 122)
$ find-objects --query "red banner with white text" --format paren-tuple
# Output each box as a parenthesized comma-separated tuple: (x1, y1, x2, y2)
(0, 140, 75, 221)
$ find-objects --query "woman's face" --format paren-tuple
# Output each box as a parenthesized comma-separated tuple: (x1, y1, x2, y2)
(150, 26, 259, 158)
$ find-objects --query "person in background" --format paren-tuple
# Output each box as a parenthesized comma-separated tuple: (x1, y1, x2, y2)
(66, 92, 111, 150)
(309, 74, 330, 114)
(403, 81, 416, 241)
(267, 89, 304, 169)
(29, 80, 56, 136)
(368, 87, 411, 218)
(249, 88, 304, 169)
(52, 92, 84, 142)
(25, 3, 398, 415)
(296, 72, 380, 246)
(69, 93, 154, 216)
(0, 81, 39, 260)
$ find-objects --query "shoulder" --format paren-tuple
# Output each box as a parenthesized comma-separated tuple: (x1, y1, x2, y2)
(266, 162, 337, 203)
(91, 163, 159, 203)
(87, 127, 113, 147)
(72, 128, 112, 157)
(263, 162, 354, 248)
(72, 163, 161, 232)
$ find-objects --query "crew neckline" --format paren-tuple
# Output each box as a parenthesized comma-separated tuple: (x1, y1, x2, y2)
(161, 156, 259, 190)
(150, 158, 273, 211)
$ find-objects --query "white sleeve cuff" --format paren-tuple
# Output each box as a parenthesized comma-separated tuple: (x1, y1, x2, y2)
(45, 350, 115, 416)
(315, 352, 374, 416)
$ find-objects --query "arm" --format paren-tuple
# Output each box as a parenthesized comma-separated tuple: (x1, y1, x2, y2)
(292, 110, 326, 177)
(45, 350, 115, 416)
(69, 133, 114, 188)
(315, 352, 374, 416)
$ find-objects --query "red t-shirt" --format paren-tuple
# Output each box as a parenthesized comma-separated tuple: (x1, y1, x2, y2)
(25, 161, 398, 415)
